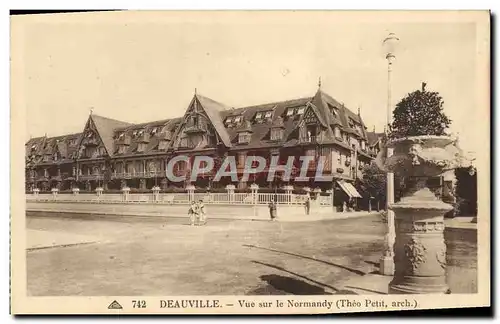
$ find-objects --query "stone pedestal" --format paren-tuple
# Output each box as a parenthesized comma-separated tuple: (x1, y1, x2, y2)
(33, 188, 40, 197)
(72, 188, 80, 196)
(389, 179, 452, 294)
(375, 135, 472, 295)
(95, 187, 104, 197)
(51, 188, 59, 199)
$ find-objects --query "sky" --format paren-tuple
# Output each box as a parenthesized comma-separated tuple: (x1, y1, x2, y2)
(13, 11, 487, 156)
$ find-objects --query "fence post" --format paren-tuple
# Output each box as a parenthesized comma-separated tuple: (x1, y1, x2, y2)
(33, 188, 40, 199)
(326, 189, 334, 207)
(283, 185, 293, 204)
(152, 186, 161, 202)
(250, 184, 259, 205)
(122, 186, 130, 202)
(186, 184, 195, 202)
(95, 187, 103, 199)
(226, 184, 235, 203)
(51, 187, 59, 200)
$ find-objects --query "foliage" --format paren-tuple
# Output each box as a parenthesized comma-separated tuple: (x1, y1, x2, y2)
(360, 163, 387, 203)
(389, 83, 452, 139)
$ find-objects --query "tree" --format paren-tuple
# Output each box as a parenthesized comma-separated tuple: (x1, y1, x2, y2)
(389, 82, 452, 139)
(360, 163, 387, 211)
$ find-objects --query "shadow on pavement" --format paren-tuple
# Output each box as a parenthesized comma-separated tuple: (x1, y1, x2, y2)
(244, 244, 367, 276)
(250, 260, 358, 295)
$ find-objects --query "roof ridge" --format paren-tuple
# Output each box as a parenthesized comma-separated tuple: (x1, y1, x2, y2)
(234, 96, 312, 111)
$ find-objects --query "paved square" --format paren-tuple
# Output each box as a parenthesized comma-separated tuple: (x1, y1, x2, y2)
(26, 213, 477, 296)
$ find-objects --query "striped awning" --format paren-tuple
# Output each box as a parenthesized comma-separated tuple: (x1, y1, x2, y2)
(337, 180, 362, 198)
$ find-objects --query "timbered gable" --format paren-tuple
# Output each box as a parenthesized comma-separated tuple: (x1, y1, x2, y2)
(170, 94, 231, 150)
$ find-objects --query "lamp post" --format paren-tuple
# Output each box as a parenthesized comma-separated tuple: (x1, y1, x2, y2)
(379, 32, 399, 276)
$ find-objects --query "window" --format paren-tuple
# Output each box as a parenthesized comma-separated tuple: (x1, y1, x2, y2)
(158, 140, 169, 150)
(271, 128, 283, 141)
(119, 133, 125, 139)
(133, 130, 138, 136)
(255, 112, 263, 120)
(180, 137, 189, 148)
(286, 109, 294, 116)
(234, 116, 242, 123)
(334, 127, 341, 138)
(118, 146, 127, 154)
(328, 104, 338, 117)
(238, 132, 251, 144)
(361, 140, 366, 150)
(297, 107, 305, 115)
(137, 143, 147, 152)
(151, 127, 158, 134)
(264, 111, 272, 118)
(225, 117, 233, 124)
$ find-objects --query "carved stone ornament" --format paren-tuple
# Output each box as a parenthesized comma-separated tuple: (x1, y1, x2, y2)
(404, 238, 427, 273)
(436, 242, 447, 270)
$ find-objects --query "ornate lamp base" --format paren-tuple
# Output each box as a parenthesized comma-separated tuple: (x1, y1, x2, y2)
(389, 180, 453, 295)
(379, 255, 395, 276)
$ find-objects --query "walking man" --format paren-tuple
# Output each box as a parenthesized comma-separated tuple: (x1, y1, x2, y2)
(188, 201, 199, 226)
(198, 199, 207, 225)
(304, 195, 311, 215)
(268, 199, 277, 221)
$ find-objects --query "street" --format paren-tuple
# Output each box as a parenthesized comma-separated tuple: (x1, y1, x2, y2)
(26, 213, 477, 296)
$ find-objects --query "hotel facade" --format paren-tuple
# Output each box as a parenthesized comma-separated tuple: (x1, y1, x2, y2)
(25, 88, 383, 203)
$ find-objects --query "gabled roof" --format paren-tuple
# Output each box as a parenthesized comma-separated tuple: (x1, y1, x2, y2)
(366, 131, 384, 146)
(195, 94, 232, 147)
(89, 114, 133, 156)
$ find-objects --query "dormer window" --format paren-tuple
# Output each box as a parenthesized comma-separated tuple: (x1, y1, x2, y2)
(151, 127, 158, 135)
(238, 132, 251, 144)
(361, 140, 366, 150)
(297, 107, 305, 115)
(119, 133, 125, 139)
(264, 111, 272, 118)
(334, 126, 341, 138)
(271, 128, 283, 141)
(286, 109, 294, 116)
(348, 118, 355, 129)
(132, 130, 138, 136)
(137, 142, 147, 152)
(234, 116, 242, 123)
(225, 117, 233, 125)
(328, 104, 339, 117)
(255, 112, 263, 120)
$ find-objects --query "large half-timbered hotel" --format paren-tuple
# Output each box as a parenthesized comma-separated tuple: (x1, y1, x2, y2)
(25, 88, 384, 201)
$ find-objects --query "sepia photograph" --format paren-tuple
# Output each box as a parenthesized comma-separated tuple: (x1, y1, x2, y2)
(10, 10, 490, 314)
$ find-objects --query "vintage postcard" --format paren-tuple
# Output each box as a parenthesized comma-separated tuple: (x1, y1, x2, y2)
(11, 10, 490, 314)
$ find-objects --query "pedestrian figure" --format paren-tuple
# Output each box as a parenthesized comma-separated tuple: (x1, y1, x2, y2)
(268, 199, 277, 221)
(198, 199, 207, 225)
(188, 201, 199, 226)
(304, 195, 311, 215)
